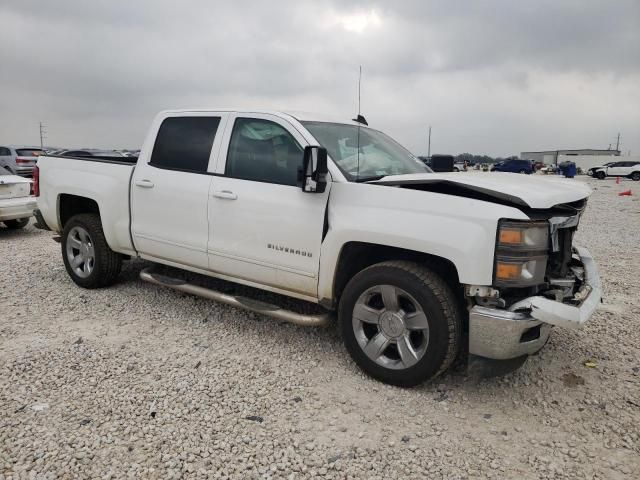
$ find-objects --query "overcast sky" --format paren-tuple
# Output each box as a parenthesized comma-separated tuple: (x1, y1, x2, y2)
(1, 0, 638, 157)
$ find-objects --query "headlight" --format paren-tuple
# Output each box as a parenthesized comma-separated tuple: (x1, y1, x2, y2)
(495, 220, 549, 287)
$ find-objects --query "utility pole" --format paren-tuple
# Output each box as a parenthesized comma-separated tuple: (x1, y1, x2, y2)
(615, 132, 620, 152)
(427, 126, 431, 158)
(39, 122, 47, 149)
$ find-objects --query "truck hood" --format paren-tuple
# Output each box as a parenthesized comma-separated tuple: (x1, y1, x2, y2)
(371, 172, 591, 209)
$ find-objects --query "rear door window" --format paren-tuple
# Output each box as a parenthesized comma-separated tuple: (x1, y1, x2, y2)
(150, 117, 221, 173)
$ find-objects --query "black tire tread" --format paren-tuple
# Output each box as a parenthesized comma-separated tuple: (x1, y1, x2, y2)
(339, 260, 462, 386)
(62, 214, 122, 288)
(3, 218, 29, 229)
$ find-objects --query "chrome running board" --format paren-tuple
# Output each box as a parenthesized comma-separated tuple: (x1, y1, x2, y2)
(139, 267, 331, 327)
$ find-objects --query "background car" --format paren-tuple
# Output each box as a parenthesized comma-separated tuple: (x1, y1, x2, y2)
(587, 162, 615, 177)
(593, 161, 640, 181)
(453, 161, 468, 172)
(491, 159, 533, 174)
(419, 154, 455, 172)
(0, 165, 36, 229)
(57, 149, 128, 158)
(0, 146, 44, 177)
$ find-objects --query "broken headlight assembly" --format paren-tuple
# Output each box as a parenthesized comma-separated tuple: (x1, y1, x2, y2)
(494, 220, 549, 287)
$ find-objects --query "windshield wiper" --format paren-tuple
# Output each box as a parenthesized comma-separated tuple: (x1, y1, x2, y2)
(354, 174, 386, 183)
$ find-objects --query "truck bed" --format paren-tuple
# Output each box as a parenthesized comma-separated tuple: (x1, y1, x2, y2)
(46, 154, 138, 165)
(36, 154, 137, 256)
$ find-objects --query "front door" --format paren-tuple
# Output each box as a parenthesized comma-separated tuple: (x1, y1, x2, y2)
(207, 114, 330, 297)
(131, 113, 227, 268)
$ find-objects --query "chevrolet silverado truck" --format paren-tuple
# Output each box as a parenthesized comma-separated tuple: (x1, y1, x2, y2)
(34, 110, 601, 386)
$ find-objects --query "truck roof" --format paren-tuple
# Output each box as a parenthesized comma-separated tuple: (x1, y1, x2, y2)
(158, 109, 363, 126)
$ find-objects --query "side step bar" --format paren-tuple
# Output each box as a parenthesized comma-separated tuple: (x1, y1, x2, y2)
(139, 267, 331, 327)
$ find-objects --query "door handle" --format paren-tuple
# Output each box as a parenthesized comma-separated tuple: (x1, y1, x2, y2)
(135, 179, 154, 188)
(212, 190, 237, 200)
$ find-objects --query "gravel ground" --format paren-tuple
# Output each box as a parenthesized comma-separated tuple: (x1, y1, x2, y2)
(1, 176, 639, 479)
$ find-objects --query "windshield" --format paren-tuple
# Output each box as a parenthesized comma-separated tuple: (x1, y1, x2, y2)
(302, 121, 431, 181)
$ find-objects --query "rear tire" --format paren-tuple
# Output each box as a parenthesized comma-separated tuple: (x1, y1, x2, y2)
(3, 218, 29, 229)
(631, 172, 640, 181)
(596, 171, 606, 180)
(338, 261, 461, 387)
(519, 169, 526, 174)
(61, 214, 122, 289)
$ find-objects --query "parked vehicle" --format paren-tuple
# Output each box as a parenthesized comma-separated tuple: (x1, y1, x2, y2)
(491, 159, 533, 174)
(587, 162, 615, 177)
(57, 149, 130, 158)
(0, 146, 44, 177)
(419, 154, 455, 172)
(0, 166, 36, 229)
(453, 161, 467, 172)
(35, 109, 600, 386)
(592, 161, 640, 181)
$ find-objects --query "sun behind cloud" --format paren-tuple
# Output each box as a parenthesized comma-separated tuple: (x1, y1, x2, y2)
(329, 9, 382, 34)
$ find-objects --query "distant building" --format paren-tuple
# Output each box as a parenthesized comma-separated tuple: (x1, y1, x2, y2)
(521, 149, 620, 165)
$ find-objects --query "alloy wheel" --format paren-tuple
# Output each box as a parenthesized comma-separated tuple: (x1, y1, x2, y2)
(352, 284, 430, 370)
(66, 226, 95, 278)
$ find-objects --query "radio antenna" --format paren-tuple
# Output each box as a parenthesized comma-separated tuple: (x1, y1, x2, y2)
(356, 65, 362, 181)
(357, 65, 362, 116)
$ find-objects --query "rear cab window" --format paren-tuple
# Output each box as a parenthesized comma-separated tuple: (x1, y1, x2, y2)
(150, 117, 221, 173)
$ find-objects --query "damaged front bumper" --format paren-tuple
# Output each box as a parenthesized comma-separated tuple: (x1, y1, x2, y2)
(469, 246, 601, 360)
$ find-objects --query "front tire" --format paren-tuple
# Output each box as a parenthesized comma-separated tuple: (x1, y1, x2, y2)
(596, 171, 606, 180)
(631, 172, 640, 181)
(61, 214, 122, 289)
(339, 261, 461, 387)
(3, 218, 29, 229)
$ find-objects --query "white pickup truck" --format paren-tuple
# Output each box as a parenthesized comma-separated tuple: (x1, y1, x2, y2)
(35, 109, 601, 386)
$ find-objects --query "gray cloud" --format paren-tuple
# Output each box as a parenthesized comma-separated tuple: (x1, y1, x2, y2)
(1, 0, 638, 155)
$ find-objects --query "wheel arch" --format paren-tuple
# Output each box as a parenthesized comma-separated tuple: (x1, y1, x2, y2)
(58, 194, 100, 229)
(326, 241, 463, 310)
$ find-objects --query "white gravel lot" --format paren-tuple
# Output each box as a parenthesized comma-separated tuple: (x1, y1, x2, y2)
(1, 176, 639, 479)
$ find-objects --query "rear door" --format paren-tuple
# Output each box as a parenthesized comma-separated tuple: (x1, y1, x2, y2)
(606, 161, 626, 176)
(131, 113, 228, 268)
(207, 113, 330, 297)
(618, 161, 637, 176)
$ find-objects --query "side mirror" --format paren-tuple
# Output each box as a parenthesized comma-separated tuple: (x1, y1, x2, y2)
(299, 146, 328, 193)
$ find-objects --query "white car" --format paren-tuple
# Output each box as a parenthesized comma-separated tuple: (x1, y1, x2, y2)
(34, 109, 600, 386)
(0, 146, 45, 177)
(0, 166, 36, 229)
(592, 160, 640, 181)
